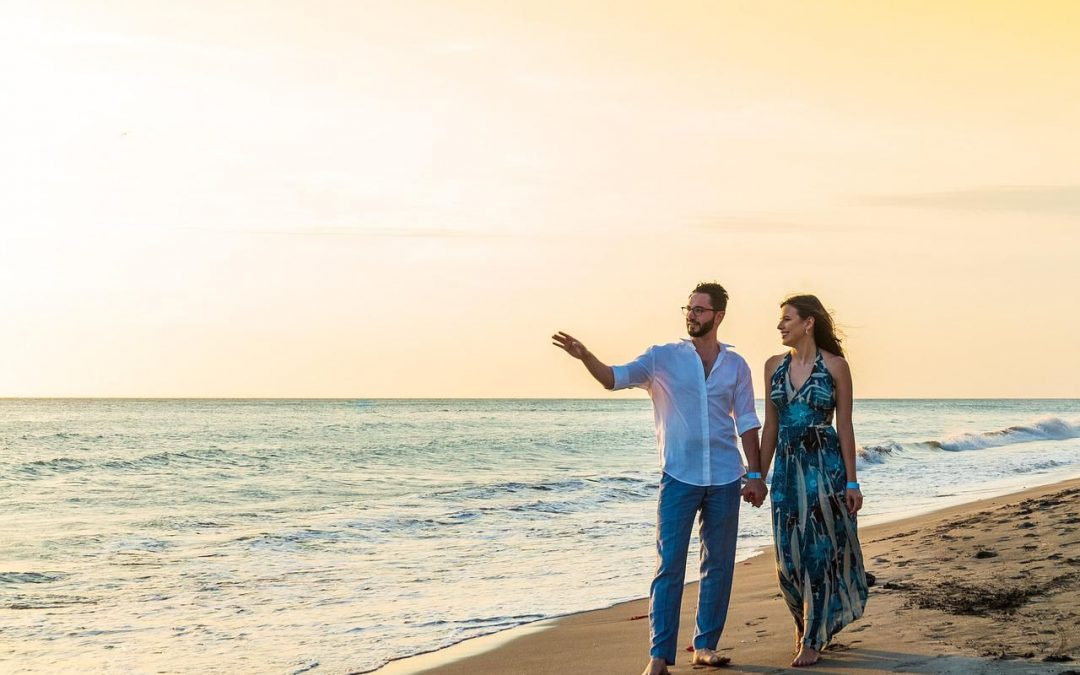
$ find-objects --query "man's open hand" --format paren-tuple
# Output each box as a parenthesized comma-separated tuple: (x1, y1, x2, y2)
(552, 331, 588, 359)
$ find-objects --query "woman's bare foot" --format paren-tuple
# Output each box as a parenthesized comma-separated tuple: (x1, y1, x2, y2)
(791, 645, 820, 667)
(641, 657, 669, 675)
(691, 648, 730, 667)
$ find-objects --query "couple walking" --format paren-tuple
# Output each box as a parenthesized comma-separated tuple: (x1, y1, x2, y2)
(553, 282, 868, 672)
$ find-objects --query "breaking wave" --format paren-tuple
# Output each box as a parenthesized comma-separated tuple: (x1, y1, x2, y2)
(858, 416, 1080, 466)
(929, 417, 1080, 451)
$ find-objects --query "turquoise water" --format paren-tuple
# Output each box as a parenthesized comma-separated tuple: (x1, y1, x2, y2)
(1, 399, 1078, 673)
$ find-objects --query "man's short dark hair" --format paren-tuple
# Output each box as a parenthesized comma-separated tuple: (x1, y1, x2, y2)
(691, 282, 729, 311)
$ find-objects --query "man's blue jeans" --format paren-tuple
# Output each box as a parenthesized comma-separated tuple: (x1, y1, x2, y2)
(649, 472, 741, 664)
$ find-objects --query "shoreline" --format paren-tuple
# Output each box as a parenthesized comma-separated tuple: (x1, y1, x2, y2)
(376, 476, 1080, 674)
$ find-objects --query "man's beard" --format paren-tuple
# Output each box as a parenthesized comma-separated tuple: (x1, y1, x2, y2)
(686, 317, 715, 338)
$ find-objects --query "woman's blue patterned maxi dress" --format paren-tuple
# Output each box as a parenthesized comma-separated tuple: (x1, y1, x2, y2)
(770, 351, 868, 650)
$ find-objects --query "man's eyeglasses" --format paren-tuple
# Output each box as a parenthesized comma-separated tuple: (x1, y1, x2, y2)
(681, 306, 716, 317)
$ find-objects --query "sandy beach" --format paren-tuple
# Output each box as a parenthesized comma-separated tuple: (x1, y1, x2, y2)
(386, 478, 1080, 674)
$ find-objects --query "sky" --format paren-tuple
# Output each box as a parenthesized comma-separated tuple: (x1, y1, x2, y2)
(2, 1, 1078, 398)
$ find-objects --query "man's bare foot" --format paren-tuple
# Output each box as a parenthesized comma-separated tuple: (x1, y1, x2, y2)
(793, 630, 803, 655)
(791, 645, 820, 667)
(691, 648, 731, 667)
(641, 657, 669, 675)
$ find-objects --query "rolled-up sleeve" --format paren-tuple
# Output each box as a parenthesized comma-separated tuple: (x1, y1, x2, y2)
(732, 358, 761, 435)
(611, 347, 654, 391)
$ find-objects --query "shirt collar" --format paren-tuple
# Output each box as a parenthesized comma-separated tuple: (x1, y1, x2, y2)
(680, 339, 734, 349)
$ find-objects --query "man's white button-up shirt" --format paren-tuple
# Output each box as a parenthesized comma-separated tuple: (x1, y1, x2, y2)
(611, 340, 761, 487)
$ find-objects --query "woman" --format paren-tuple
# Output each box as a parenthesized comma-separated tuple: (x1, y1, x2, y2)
(754, 295, 868, 667)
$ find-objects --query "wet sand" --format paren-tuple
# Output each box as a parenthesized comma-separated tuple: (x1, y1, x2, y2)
(387, 478, 1079, 674)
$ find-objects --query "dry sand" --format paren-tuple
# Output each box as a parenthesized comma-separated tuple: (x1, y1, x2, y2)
(385, 478, 1079, 675)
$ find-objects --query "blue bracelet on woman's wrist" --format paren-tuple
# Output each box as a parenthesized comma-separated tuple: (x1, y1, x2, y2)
(745, 472, 763, 480)
(846, 481, 860, 490)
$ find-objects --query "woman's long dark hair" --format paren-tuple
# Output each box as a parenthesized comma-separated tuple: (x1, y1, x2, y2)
(783, 294, 844, 357)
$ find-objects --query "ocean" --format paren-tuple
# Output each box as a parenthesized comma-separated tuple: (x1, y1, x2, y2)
(2, 398, 1079, 674)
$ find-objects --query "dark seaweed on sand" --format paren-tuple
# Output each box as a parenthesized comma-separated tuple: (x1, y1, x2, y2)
(891, 573, 1077, 616)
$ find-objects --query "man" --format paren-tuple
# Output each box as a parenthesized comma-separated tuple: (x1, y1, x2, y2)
(552, 282, 766, 675)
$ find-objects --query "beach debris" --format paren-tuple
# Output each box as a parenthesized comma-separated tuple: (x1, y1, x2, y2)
(1046, 631, 1076, 662)
(898, 573, 1076, 615)
(981, 648, 1014, 660)
(973, 549, 999, 559)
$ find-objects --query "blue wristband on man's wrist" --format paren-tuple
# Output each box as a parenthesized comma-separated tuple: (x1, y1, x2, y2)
(846, 481, 860, 490)
(746, 472, 763, 480)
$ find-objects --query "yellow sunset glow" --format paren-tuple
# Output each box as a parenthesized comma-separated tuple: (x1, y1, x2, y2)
(2, 1, 1078, 397)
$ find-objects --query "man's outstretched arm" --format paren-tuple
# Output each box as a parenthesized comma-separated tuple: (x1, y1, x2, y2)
(551, 331, 614, 390)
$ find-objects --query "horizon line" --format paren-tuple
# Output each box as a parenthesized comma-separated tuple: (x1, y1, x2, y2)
(2, 396, 1078, 401)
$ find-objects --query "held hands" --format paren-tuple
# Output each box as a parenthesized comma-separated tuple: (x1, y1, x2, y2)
(846, 488, 863, 515)
(551, 331, 588, 360)
(741, 479, 767, 508)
